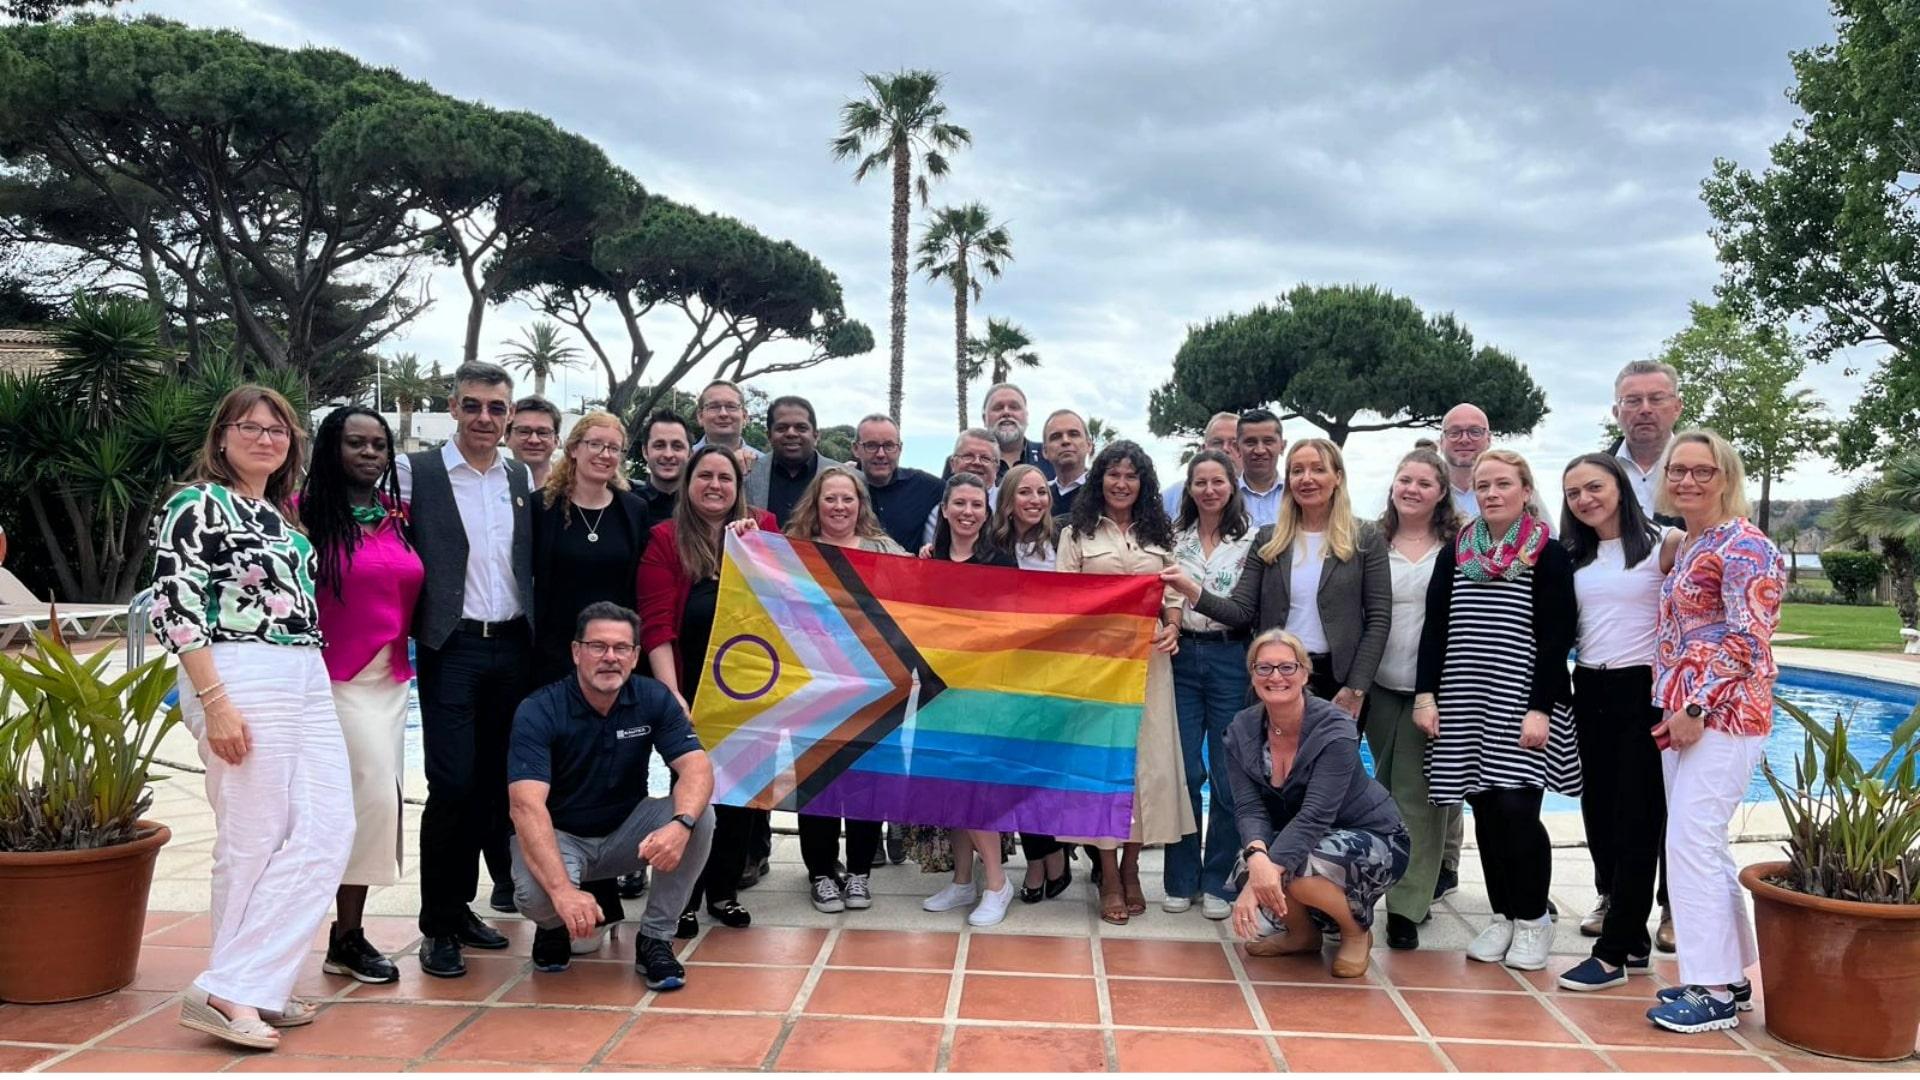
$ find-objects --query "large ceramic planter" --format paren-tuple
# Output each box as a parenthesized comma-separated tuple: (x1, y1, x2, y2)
(0, 822, 170, 1003)
(1740, 859, 1920, 1061)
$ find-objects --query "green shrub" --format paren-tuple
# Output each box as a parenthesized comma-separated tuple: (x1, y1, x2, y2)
(1822, 550, 1886, 605)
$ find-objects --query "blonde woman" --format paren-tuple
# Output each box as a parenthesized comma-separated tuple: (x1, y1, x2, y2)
(1163, 438, 1390, 715)
(991, 463, 1059, 571)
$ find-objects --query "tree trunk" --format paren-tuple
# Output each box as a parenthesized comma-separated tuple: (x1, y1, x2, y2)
(533, 369, 547, 397)
(991, 357, 1009, 385)
(462, 287, 486, 366)
(1757, 472, 1772, 533)
(398, 402, 414, 447)
(888, 147, 911, 425)
(953, 262, 970, 431)
(1886, 537, 1918, 630)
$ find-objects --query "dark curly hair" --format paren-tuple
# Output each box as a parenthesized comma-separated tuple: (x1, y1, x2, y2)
(1067, 440, 1174, 551)
(300, 406, 409, 600)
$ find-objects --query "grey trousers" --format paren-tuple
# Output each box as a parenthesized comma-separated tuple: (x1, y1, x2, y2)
(512, 799, 715, 941)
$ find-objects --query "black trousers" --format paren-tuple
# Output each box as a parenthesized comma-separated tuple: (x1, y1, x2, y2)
(683, 804, 754, 912)
(1306, 653, 1338, 701)
(1020, 833, 1062, 861)
(798, 815, 882, 879)
(416, 623, 532, 937)
(1466, 787, 1550, 922)
(1573, 665, 1668, 965)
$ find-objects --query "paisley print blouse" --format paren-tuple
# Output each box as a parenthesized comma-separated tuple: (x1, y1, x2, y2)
(1652, 517, 1785, 739)
(149, 483, 323, 654)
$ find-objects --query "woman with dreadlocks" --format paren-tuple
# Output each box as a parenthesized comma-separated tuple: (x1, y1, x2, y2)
(298, 406, 423, 985)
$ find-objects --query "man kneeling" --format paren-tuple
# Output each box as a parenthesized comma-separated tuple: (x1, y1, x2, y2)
(507, 602, 716, 989)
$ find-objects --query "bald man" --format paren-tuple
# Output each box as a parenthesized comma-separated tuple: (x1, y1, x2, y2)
(1161, 411, 1242, 518)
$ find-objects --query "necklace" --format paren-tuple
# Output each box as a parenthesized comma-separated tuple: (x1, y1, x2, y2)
(580, 503, 609, 543)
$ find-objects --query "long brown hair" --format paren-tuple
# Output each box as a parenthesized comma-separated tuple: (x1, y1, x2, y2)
(1378, 447, 1461, 542)
(785, 465, 887, 542)
(673, 445, 752, 583)
(1258, 437, 1356, 563)
(990, 463, 1056, 560)
(192, 384, 306, 513)
(541, 411, 631, 522)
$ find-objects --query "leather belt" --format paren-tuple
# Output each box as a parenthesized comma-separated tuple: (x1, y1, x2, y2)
(455, 617, 527, 639)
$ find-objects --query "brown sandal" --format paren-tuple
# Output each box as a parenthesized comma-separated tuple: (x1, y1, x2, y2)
(1120, 865, 1147, 916)
(1098, 876, 1129, 925)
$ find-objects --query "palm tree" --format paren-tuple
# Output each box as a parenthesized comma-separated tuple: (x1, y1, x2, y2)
(965, 317, 1041, 388)
(1086, 416, 1121, 452)
(916, 203, 1011, 429)
(497, 320, 581, 398)
(381, 353, 438, 447)
(830, 70, 971, 425)
(1823, 455, 1920, 630)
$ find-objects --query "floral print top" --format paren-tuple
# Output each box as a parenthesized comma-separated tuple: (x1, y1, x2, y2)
(149, 483, 323, 654)
(1652, 517, 1785, 739)
(1172, 525, 1252, 632)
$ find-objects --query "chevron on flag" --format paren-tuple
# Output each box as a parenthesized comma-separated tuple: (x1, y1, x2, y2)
(691, 531, 1163, 841)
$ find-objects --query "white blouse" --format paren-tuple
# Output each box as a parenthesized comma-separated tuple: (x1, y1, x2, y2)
(1573, 530, 1673, 669)
(1172, 525, 1253, 632)
(1283, 531, 1329, 653)
(1375, 541, 1440, 693)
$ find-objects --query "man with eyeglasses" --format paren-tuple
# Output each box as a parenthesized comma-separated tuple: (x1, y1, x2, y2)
(506, 396, 564, 488)
(507, 602, 715, 990)
(690, 380, 761, 477)
(982, 383, 1056, 481)
(925, 428, 1003, 545)
(851, 413, 943, 552)
(1606, 360, 1685, 521)
(635, 411, 692, 521)
(744, 395, 836, 527)
(395, 360, 534, 977)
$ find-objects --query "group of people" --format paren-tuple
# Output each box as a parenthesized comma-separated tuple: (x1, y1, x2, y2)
(148, 356, 1780, 1051)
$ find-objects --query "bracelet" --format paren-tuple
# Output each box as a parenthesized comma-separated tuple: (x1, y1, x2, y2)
(194, 680, 226, 699)
(198, 688, 229, 709)
(1412, 699, 1435, 711)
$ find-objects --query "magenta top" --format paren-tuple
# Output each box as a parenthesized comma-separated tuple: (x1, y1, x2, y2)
(313, 507, 425, 684)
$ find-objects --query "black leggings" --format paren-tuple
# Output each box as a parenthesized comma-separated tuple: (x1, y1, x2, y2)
(1020, 833, 1062, 861)
(683, 804, 755, 912)
(799, 815, 881, 879)
(1466, 787, 1550, 921)
(1573, 666, 1668, 964)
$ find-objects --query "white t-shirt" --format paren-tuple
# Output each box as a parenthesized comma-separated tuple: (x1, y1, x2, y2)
(1283, 531, 1329, 654)
(1573, 530, 1673, 668)
(1375, 541, 1441, 693)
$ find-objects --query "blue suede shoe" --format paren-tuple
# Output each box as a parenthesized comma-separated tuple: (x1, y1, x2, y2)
(1557, 956, 1628, 992)
(1647, 986, 1741, 1033)
(1656, 979, 1753, 1011)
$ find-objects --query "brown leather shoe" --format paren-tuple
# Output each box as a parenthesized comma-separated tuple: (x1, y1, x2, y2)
(1656, 905, 1676, 952)
(1331, 929, 1372, 977)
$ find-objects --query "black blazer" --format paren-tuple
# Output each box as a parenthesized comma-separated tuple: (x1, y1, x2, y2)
(1414, 539, 1575, 714)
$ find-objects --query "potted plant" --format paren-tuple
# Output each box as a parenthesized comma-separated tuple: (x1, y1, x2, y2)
(1740, 699, 1920, 1061)
(0, 624, 179, 1003)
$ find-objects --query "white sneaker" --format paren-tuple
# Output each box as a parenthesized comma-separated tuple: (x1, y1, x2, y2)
(923, 880, 979, 912)
(1161, 894, 1193, 913)
(569, 922, 610, 956)
(1503, 915, 1553, 971)
(1467, 916, 1514, 963)
(1202, 895, 1233, 920)
(968, 880, 1015, 926)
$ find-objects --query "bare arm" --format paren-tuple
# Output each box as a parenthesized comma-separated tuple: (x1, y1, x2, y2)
(646, 643, 688, 714)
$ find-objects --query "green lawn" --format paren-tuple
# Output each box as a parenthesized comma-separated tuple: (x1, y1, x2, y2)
(1777, 602, 1906, 651)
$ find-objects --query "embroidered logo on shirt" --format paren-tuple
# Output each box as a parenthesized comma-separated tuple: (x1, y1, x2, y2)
(615, 726, 652, 740)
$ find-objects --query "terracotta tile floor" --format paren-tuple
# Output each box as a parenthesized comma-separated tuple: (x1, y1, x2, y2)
(5, 912, 1917, 1072)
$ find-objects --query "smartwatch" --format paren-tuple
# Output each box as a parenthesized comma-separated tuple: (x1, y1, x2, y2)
(671, 813, 698, 831)
(1684, 703, 1704, 719)
(1241, 844, 1268, 863)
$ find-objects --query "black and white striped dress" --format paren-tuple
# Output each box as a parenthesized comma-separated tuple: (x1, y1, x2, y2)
(1425, 567, 1583, 803)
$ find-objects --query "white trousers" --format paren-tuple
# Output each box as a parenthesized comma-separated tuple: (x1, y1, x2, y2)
(182, 643, 354, 1011)
(1662, 727, 1766, 987)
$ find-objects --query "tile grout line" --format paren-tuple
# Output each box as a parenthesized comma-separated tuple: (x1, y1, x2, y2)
(754, 923, 838, 1070)
(1214, 918, 1290, 1072)
(932, 921, 971, 1072)
(1504, 957, 1625, 1071)
(1370, 951, 1457, 1071)
(1084, 891, 1119, 1072)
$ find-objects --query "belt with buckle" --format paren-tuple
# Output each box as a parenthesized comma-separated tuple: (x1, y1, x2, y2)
(1179, 627, 1247, 643)
(455, 617, 527, 639)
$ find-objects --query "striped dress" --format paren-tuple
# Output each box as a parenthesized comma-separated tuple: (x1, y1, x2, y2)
(1419, 548, 1583, 804)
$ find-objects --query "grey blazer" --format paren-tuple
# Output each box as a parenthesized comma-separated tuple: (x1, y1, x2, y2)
(1192, 522, 1393, 692)
(742, 450, 841, 510)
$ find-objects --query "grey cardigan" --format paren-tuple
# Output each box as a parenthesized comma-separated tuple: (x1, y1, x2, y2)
(1192, 523, 1392, 692)
(1223, 696, 1404, 878)
(743, 449, 841, 510)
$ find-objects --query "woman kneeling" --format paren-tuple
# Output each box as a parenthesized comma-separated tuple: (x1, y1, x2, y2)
(1227, 629, 1408, 978)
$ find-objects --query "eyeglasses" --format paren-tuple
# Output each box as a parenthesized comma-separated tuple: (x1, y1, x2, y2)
(700, 401, 743, 414)
(459, 399, 510, 418)
(1252, 661, 1304, 678)
(510, 425, 556, 440)
(226, 421, 292, 443)
(1665, 464, 1721, 484)
(580, 439, 624, 458)
(1442, 426, 1488, 441)
(575, 641, 637, 658)
(858, 440, 901, 454)
(956, 453, 997, 467)
(1618, 393, 1677, 410)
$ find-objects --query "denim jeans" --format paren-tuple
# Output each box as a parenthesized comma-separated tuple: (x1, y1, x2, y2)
(1163, 637, 1246, 901)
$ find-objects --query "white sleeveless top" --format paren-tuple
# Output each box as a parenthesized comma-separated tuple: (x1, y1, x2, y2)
(1573, 530, 1672, 668)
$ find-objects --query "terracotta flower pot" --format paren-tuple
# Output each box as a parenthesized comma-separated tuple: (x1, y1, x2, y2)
(1740, 859, 1920, 1061)
(0, 822, 171, 1003)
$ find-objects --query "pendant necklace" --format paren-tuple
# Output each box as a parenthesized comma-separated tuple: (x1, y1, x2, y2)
(581, 504, 609, 543)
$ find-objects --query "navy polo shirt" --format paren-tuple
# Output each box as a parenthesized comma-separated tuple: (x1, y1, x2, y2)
(508, 674, 704, 837)
(865, 467, 945, 552)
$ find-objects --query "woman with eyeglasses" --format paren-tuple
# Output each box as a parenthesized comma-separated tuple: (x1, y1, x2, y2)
(1227, 629, 1408, 978)
(638, 445, 776, 938)
(1415, 449, 1580, 974)
(784, 465, 907, 915)
(530, 411, 651, 947)
(296, 407, 421, 986)
(150, 386, 352, 1050)
(1642, 431, 1785, 1036)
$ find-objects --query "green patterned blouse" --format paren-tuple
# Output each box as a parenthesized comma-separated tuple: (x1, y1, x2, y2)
(148, 483, 323, 653)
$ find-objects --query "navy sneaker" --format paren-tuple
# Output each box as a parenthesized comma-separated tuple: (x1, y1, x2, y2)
(1623, 953, 1651, 975)
(1557, 956, 1628, 992)
(1647, 986, 1741, 1033)
(635, 934, 685, 991)
(1655, 979, 1753, 1012)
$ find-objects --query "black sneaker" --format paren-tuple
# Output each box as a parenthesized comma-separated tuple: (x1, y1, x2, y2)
(636, 934, 685, 991)
(532, 925, 572, 973)
(418, 934, 465, 979)
(1432, 868, 1459, 900)
(1385, 913, 1419, 951)
(675, 910, 699, 940)
(456, 911, 509, 950)
(618, 871, 648, 899)
(323, 926, 399, 984)
(885, 823, 907, 865)
(488, 881, 516, 914)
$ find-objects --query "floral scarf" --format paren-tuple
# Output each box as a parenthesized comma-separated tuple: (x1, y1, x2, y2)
(1456, 513, 1549, 582)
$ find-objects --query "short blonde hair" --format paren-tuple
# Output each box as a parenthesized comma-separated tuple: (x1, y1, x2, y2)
(1247, 628, 1312, 677)
(1656, 429, 1751, 522)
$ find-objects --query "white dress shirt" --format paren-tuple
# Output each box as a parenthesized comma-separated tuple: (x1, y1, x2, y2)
(1614, 441, 1665, 519)
(397, 443, 527, 622)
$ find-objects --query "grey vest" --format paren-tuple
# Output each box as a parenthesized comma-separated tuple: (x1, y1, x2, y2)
(407, 449, 535, 650)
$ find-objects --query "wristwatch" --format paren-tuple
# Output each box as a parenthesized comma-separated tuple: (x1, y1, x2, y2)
(1684, 703, 1705, 719)
(671, 813, 698, 831)
(1241, 843, 1268, 862)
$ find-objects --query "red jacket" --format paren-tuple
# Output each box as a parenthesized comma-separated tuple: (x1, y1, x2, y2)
(636, 512, 777, 670)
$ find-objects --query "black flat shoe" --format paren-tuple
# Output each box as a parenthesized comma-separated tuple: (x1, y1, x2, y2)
(418, 935, 465, 979)
(456, 911, 509, 950)
(1386, 913, 1420, 951)
(707, 901, 752, 928)
(1044, 865, 1073, 900)
(675, 910, 699, 940)
(488, 881, 516, 914)
(618, 871, 648, 899)
(1019, 878, 1046, 904)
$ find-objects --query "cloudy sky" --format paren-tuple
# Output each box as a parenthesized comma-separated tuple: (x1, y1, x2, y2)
(135, 0, 1853, 512)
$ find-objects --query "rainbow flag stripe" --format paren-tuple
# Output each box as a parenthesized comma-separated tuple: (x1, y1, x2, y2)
(691, 532, 1162, 841)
